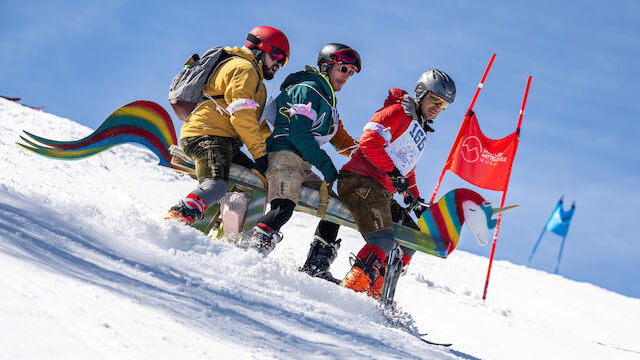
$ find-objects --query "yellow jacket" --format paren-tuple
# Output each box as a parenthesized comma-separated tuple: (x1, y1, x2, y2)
(179, 46, 269, 159)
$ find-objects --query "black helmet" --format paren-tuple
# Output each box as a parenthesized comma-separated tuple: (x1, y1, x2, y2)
(317, 43, 361, 75)
(415, 69, 456, 103)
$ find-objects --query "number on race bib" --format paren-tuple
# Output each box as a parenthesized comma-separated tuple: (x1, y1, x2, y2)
(409, 122, 426, 151)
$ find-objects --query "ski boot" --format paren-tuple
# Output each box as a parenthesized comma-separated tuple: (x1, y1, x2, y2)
(300, 237, 341, 284)
(368, 265, 385, 300)
(245, 224, 282, 256)
(341, 252, 382, 295)
(164, 200, 203, 226)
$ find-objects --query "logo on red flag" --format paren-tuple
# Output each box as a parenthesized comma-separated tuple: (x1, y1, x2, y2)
(461, 136, 482, 162)
(444, 112, 518, 191)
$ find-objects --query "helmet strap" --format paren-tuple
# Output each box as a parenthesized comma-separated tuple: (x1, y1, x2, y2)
(414, 99, 423, 119)
(250, 48, 265, 62)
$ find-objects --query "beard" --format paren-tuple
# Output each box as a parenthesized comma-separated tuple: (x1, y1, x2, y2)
(262, 62, 278, 80)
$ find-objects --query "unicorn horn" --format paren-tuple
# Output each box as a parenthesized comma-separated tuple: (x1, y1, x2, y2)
(492, 205, 519, 215)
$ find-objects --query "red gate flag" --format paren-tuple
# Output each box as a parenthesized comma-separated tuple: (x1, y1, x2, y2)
(444, 111, 519, 191)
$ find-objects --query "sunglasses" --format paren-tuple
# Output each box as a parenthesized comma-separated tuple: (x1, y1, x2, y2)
(337, 65, 356, 76)
(428, 92, 450, 109)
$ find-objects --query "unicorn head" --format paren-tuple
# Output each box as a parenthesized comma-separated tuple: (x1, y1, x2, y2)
(417, 188, 516, 255)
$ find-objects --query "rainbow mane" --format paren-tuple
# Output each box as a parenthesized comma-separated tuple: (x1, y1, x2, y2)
(417, 188, 496, 255)
(17, 100, 177, 167)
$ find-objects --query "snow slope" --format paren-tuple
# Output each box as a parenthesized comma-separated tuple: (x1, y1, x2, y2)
(1, 98, 639, 360)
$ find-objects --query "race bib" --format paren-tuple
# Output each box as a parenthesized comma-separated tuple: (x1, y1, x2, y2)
(385, 120, 426, 175)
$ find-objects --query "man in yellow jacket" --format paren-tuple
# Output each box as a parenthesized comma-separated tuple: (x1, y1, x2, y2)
(166, 26, 290, 225)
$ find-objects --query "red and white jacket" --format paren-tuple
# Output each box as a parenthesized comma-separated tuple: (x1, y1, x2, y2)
(342, 88, 426, 198)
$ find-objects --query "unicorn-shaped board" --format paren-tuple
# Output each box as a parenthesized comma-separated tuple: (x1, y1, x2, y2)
(17, 100, 516, 258)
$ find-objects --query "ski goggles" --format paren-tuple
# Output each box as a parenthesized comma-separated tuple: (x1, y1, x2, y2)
(331, 48, 360, 72)
(256, 40, 289, 66)
(428, 92, 450, 109)
(337, 65, 357, 76)
(269, 47, 289, 66)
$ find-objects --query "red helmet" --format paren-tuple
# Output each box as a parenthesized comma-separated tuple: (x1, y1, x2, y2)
(246, 26, 290, 66)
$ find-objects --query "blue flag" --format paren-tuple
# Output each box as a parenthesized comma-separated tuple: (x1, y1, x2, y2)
(546, 198, 575, 237)
(529, 196, 576, 273)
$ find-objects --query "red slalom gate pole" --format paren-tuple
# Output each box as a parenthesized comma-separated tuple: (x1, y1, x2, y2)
(482, 76, 532, 300)
(467, 53, 496, 115)
(430, 54, 496, 203)
(516, 76, 532, 131)
(482, 190, 507, 300)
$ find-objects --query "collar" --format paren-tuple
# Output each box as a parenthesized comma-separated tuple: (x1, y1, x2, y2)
(304, 65, 336, 107)
(401, 95, 434, 132)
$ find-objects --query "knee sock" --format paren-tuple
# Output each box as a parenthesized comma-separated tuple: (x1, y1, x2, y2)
(399, 246, 415, 266)
(314, 220, 340, 245)
(357, 229, 395, 270)
(183, 178, 228, 213)
(257, 198, 296, 232)
(362, 229, 396, 256)
(361, 230, 412, 268)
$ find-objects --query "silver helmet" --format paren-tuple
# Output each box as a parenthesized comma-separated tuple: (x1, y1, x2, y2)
(415, 69, 456, 103)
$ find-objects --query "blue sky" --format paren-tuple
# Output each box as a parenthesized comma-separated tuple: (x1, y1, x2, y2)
(2, 1, 639, 298)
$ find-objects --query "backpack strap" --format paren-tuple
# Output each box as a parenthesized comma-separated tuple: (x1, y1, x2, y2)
(204, 53, 262, 100)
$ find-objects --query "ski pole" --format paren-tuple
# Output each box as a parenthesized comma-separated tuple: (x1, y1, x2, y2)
(381, 245, 404, 306)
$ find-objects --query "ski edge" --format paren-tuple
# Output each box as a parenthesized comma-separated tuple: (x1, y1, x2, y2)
(420, 337, 452, 347)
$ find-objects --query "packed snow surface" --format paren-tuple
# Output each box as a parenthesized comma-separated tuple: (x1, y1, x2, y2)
(1, 98, 639, 359)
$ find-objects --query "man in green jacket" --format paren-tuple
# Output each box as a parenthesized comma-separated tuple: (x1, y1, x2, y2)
(244, 44, 361, 272)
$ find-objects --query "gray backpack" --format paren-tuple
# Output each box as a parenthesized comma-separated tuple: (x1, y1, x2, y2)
(168, 46, 260, 121)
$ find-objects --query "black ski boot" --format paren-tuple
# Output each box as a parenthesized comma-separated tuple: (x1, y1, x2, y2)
(164, 200, 203, 226)
(245, 225, 282, 256)
(301, 236, 341, 284)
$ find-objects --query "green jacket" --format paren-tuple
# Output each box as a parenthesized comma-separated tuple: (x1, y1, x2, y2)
(267, 66, 350, 181)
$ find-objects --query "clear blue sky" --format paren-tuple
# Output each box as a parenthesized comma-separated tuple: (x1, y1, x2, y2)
(2, 1, 639, 298)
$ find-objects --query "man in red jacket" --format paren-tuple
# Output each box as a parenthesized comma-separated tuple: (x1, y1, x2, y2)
(336, 69, 456, 298)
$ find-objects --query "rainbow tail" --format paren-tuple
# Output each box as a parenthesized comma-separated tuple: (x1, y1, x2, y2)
(16, 100, 178, 167)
